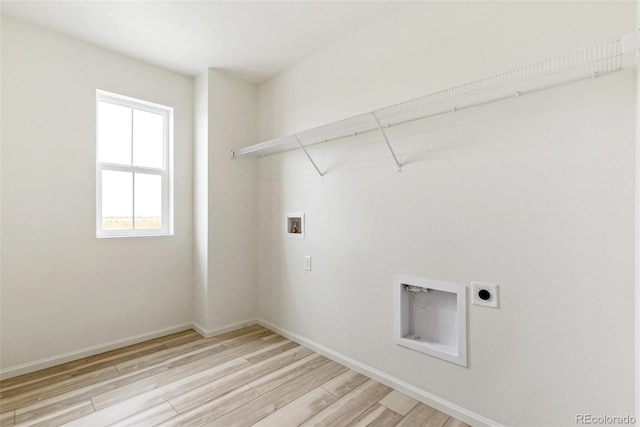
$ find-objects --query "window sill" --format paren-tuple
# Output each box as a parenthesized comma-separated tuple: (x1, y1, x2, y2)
(97, 232, 173, 239)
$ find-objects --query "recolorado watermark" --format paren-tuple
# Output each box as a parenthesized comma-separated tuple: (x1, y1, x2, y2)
(576, 414, 636, 424)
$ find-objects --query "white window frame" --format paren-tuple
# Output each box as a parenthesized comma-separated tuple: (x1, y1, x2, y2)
(96, 90, 173, 238)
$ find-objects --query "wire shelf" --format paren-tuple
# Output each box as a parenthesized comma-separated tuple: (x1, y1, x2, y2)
(232, 37, 630, 159)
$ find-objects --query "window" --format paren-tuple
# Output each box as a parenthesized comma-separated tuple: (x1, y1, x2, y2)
(96, 90, 172, 237)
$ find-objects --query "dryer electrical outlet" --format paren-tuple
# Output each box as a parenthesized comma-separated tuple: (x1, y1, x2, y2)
(472, 282, 499, 308)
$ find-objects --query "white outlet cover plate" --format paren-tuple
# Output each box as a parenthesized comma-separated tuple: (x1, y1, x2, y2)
(472, 282, 499, 308)
(304, 256, 311, 271)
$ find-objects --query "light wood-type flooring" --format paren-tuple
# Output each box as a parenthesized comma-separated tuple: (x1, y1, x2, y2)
(0, 325, 470, 426)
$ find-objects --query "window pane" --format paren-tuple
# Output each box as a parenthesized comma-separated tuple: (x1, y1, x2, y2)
(134, 173, 162, 230)
(133, 110, 164, 168)
(102, 170, 133, 230)
(98, 101, 132, 165)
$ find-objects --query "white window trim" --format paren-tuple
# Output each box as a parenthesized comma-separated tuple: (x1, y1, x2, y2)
(96, 90, 173, 238)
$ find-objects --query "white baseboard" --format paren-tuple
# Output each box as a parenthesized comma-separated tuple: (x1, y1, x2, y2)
(0, 318, 260, 380)
(0, 322, 194, 380)
(191, 318, 258, 338)
(1, 316, 501, 427)
(257, 318, 502, 427)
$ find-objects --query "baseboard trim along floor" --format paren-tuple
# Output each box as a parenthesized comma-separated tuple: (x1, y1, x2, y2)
(2, 319, 501, 426)
(1, 325, 472, 426)
(1, 319, 261, 380)
(192, 318, 258, 339)
(0, 322, 194, 380)
(257, 318, 502, 427)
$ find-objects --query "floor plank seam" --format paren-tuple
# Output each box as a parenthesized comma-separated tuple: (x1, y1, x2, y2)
(89, 396, 98, 413)
(359, 389, 392, 420)
(247, 383, 261, 396)
(166, 399, 179, 414)
(319, 384, 340, 398)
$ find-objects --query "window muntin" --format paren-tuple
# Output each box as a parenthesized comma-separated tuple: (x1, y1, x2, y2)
(96, 90, 172, 237)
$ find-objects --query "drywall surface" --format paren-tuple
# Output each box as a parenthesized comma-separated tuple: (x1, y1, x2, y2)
(193, 71, 209, 329)
(203, 69, 258, 331)
(259, 1, 634, 140)
(0, 16, 194, 369)
(635, 0, 639, 422)
(257, 2, 636, 426)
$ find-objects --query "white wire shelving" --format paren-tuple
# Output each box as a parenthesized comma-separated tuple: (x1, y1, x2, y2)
(232, 32, 639, 176)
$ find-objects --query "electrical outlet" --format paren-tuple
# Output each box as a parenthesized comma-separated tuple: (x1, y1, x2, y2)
(304, 256, 311, 271)
(472, 282, 499, 308)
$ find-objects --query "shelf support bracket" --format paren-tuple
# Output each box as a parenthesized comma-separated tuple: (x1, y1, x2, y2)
(372, 112, 402, 172)
(295, 135, 324, 177)
(622, 31, 640, 54)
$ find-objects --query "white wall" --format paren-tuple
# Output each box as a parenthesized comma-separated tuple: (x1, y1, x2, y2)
(259, 1, 634, 140)
(257, 2, 636, 426)
(193, 71, 209, 329)
(636, 0, 640, 421)
(0, 16, 194, 370)
(192, 69, 259, 335)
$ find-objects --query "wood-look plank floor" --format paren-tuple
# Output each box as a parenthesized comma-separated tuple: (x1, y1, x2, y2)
(0, 326, 470, 427)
